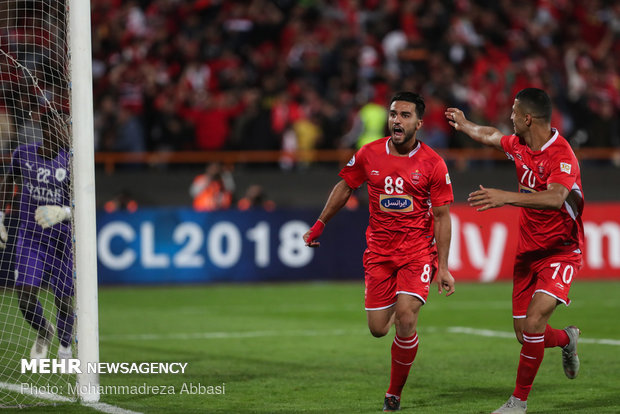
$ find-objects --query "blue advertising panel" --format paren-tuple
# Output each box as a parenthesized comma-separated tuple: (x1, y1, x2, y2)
(97, 208, 368, 284)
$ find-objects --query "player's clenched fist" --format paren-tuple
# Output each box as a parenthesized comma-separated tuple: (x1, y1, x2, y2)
(35, 205, 72, 229)
(303, 219, 325, 247)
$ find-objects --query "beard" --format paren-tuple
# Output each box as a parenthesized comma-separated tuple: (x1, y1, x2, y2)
(392, 129, 416, 145)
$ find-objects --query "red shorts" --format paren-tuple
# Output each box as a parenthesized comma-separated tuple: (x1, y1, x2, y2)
(363, 249, 436, 310)
(512, 251, 582, 318)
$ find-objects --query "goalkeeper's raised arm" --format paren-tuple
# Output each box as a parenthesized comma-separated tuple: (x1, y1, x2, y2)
(444, 107, 504, 150)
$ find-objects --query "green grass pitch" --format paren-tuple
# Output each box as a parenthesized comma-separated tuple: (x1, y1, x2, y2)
(2, 280, 619, 413)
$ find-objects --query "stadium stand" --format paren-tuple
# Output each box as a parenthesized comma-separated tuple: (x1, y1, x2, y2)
(90, 1, 620, 154)
(86, 1, 620, 206)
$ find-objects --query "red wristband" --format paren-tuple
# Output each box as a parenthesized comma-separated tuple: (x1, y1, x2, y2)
(307, 220, 325, 243)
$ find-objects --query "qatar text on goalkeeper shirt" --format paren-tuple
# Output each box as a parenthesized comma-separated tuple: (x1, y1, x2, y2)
(21, 359, 188, 374)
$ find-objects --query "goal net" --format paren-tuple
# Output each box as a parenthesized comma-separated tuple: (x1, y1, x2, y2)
(0, 0, 98, 407)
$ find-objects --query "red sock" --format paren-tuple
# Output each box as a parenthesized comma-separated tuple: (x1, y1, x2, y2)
(386, 333, 419, 398)
(513, 331, 545, 401)
(543, 324, 569, 348)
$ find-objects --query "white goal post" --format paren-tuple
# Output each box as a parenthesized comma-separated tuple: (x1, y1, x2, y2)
(69, 0, 100, 403)
(0, 0, 99, 406)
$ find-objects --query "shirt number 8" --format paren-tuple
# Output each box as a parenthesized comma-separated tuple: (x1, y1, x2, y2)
(420, 264, 432, 283)
(384, 176, 404, 194)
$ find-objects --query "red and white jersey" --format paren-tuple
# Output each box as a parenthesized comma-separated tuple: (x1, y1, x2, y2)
(339, 137, 453, 257)
(501, 129, 584, 255)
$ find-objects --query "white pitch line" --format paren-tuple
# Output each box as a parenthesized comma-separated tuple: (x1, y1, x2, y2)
(0, 381, 143, 414)
(445, 326, 517, 339)
(82, 402, 143, 414)
(446, 326, 620, 346)
(101, 326, 620, 346)
(0, 380, 73, 402)
(583, 338, 620, 346)
(100, 328, 365, 341)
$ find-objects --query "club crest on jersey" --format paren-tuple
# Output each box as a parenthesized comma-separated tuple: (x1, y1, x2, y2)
(560, 162, 571, 174)
(55, 168, 67, 182)
(410, 170, 422, 184)
(347, 155, 355, 166)
(379, 194, 413, 212)
(538, 165, 544, 176)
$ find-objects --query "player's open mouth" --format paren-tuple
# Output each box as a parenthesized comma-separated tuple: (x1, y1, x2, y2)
(393, 126, 404, 137)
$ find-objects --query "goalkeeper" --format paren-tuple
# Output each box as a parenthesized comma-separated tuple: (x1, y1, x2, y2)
(0, 112, 74, 361)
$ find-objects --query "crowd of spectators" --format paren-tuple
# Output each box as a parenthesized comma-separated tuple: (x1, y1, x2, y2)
(1, 1, 619, 161)
(89, 0, 620, 156)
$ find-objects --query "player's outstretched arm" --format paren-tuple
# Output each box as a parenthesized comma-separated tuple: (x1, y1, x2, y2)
(432, 204, 455, 296)
(34, 205, 72, 229)
(445, 108, 504, 151)
(304, 179, 353, 247)
(468, 183, 569, 211)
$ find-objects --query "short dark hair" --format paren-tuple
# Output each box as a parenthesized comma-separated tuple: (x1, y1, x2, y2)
(390, 91, 425, 119)
(515, 88, 552, 122)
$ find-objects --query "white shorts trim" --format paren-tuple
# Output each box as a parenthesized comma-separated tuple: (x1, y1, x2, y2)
(395, 291, 426, 304)
(365, 302, 396, 311)
(534, 289, 568, 306)
(513, 289, 569, 318)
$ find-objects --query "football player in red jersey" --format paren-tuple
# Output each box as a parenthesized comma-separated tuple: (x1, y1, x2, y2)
(446, 88, 583, 414)
(304, 91, 455, 412)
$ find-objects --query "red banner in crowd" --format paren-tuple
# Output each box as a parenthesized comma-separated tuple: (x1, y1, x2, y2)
(449, 202, 620, 281)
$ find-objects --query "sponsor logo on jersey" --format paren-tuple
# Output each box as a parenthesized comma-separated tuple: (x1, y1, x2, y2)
(25, 182, 63, 204)
(371, 170, 379, 176)
(410, 170, 422, 184)
(55, 168, 67, 182)
(537, 165, 544, 176)
(445, 173, 451, 184)
(560, 162, 571, 174)
(379, 194, 413, 212)
(347, 155, 355, 166)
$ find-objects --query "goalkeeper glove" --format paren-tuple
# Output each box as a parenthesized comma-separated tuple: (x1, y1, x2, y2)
(34, 205, 72, 229)
(304, 219, 325, 247)
(0, 212, 7, 249)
